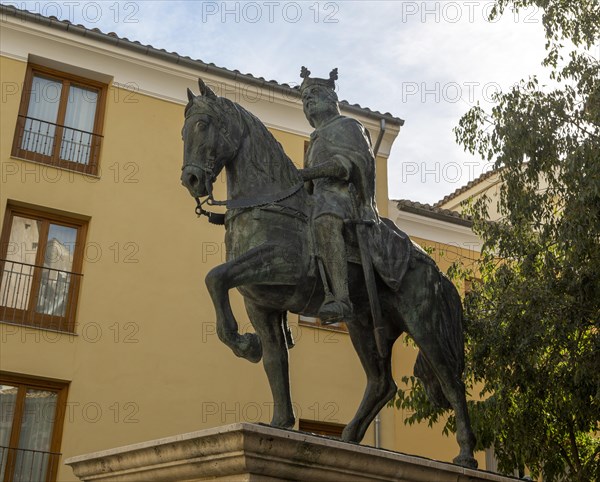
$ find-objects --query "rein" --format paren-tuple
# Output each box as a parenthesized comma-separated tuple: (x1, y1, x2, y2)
(194, 180, 305, 226)
(195, 195, 225, 225)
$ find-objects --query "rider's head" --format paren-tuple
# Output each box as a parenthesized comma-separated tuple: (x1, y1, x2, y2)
(300, 67, 340, 128)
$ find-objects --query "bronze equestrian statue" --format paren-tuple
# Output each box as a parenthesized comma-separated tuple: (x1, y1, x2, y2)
(180, 69, 477, 469)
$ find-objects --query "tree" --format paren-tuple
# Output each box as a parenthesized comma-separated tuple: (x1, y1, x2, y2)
(394, 1, 600, 480)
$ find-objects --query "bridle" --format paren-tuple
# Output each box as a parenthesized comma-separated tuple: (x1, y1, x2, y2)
(190, 158, 227, 225)
(183, 107, 246, 224)
(184, 103, 304, 226)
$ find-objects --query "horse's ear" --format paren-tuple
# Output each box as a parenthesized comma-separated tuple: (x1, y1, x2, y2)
(187, 88, 195, 103)
(198, 78, 217, 99)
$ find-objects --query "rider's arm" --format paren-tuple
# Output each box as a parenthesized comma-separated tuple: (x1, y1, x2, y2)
(299, 157, 351, 182)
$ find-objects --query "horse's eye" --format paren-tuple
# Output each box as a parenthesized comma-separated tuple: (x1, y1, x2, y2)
(196, 120, 208, 129)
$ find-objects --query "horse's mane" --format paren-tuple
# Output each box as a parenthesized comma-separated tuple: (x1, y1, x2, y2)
(185, 94, 301, 194)
(220, 97, 301, 188)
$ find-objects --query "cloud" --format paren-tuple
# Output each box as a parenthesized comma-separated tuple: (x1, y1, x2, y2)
(13, 0, 551, 204)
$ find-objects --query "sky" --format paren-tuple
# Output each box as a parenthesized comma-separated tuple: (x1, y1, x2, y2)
(6, 1, 551, 204)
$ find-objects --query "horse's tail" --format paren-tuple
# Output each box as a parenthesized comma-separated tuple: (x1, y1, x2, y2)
(413, 274, 465, 409)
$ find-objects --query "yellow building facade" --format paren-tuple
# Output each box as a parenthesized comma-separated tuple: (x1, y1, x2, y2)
(0, 6, 485, 481)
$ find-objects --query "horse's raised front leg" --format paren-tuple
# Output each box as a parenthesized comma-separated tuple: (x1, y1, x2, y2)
(244, 299, 295, 428)
(204, 244, 295, 363)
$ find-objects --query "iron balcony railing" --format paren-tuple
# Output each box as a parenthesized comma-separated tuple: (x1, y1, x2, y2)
(13, 115, 102, 175)
(0, 259, 82, 332)
(0, 446, 61, 482)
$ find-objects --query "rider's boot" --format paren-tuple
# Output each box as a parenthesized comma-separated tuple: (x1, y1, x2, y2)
(315, 216, 353, 324)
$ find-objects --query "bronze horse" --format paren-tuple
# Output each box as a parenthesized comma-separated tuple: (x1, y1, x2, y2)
(180, 79, 477, 468)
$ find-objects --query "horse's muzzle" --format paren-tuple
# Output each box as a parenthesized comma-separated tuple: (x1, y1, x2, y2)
(181, 166, 208, 198)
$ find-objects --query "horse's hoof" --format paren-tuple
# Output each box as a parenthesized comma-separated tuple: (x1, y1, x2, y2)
(453, 454, 478, 469)
(271, 416, 295, 429)
(234, 333, 262, 363)
(341, 424, 358, 443)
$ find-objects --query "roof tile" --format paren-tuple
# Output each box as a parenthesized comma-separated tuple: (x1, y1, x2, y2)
(393, 199, 472, 227)
(1, 4, 403, 125)
(434, 169, 497, 208)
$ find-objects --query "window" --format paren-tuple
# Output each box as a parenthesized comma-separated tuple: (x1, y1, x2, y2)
(0, 205, 87, 332)
(12, 64, 106, 175)
(299, 315, 347, 332)
(0, 373, 68, 482)
(298, 419, 345, 438)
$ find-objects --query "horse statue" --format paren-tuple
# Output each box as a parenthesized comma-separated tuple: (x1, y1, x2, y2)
(180, 79, 477, 469)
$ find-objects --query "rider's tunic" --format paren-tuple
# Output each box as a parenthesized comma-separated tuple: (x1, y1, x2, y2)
(304, 115, 378, 223)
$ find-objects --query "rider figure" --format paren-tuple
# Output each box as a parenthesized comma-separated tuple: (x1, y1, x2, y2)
(299, 67, 379, 324)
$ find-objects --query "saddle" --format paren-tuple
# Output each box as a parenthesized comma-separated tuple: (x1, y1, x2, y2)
(340, 216, 412, 291)
(300, 199, 412, 294)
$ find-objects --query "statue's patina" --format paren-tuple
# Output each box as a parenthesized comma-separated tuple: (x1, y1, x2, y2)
(180, 71, 477, 469)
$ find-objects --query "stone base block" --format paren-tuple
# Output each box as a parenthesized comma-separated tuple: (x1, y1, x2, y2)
(65, 423, 518, 482)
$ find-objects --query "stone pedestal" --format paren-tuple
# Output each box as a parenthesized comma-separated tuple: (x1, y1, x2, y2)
(65, 423, 518, 482)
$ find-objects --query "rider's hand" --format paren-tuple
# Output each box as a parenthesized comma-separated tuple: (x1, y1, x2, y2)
(299, 168, 311, 182)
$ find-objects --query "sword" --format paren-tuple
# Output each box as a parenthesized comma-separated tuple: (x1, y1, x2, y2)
(348, 183, 389, 358)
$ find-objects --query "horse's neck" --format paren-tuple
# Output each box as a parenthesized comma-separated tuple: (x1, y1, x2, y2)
(226, 129, 300, 201)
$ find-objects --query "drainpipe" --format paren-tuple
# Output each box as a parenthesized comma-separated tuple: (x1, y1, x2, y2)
(373, 119, 386, 450)
(374, 412, 381, 448)
(373, 118, 386, 157)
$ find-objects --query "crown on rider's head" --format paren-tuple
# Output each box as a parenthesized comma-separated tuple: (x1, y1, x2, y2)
(300, 67, 338, 92)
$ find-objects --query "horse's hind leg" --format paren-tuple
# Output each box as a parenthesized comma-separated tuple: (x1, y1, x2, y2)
(245, 300, 295, 428)
(415, 340, 476, 467)
(342, 315, 397, 443)
(405, 310, 477, 467)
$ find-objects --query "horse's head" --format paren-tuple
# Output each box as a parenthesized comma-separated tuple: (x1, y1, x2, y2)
(181, 79, 243, 199)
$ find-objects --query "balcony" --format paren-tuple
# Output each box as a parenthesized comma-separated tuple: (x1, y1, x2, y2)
(0, 446, 61, 482)
(0, 259, 82, 333)
(12, 115, 102, 175)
